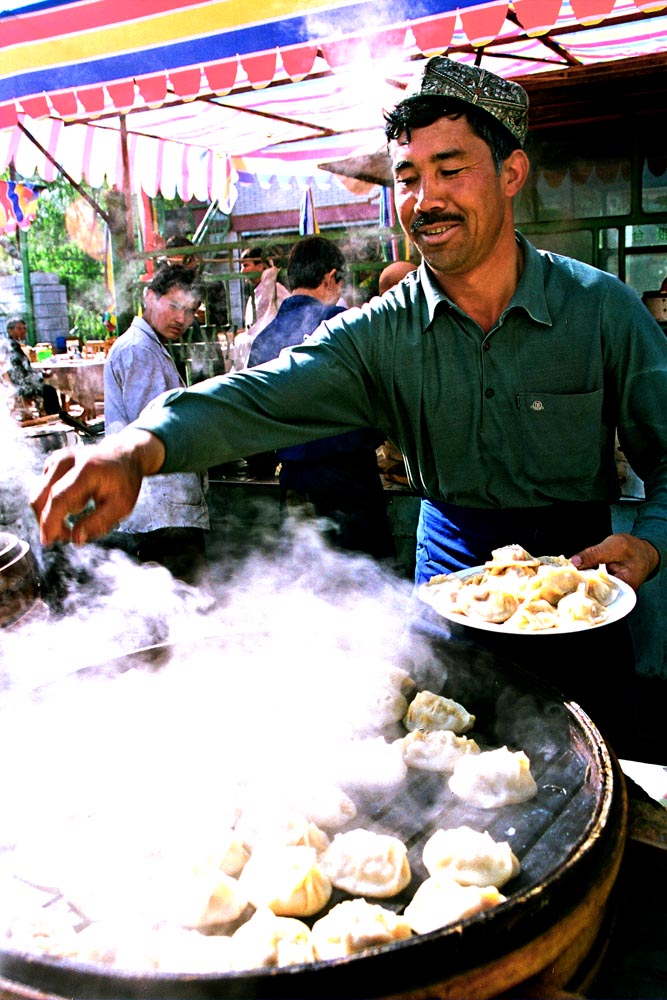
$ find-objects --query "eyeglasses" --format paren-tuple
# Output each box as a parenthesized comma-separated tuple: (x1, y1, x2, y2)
(334, 270, 345, 283)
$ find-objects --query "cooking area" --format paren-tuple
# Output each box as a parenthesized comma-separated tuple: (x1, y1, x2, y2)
(1, 6, 667, 994)
(0, 380, 665, 999)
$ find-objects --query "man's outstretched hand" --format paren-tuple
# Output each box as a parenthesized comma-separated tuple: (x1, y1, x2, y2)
(30, 428, 165, 545)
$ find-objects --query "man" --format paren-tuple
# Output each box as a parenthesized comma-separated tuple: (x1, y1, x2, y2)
(1, 319, 59, 416)
(31, 58, 667, 745)
(235, 246, 290, 367)
(247, 235, 395, 560)
(101, 264, 209, 584)
(7, 319, 28, 344)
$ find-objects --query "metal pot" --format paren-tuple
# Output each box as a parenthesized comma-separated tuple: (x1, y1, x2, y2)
(0, 638, 626, 999)
(0, 531, 40, 627)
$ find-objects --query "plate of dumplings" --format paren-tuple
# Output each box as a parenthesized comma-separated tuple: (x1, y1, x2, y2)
(420, 543, 636, 634)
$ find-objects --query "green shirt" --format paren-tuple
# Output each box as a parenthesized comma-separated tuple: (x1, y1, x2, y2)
(136, 233, 667, 567)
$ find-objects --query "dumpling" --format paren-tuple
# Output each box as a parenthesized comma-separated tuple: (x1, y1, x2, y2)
(287, 786, 358, 831)
(371, 667, 417, 724)
(403, 876, 505, 934)
(421, 573, 471, 615)
(311, 898, 412, 960)
(396, 730, 480, 773)
(4, 910, 81, 960)
(76, 922, 234, 974)
(557, 582, 608, 626)
(484, 544, 540, 571)
(320, 829, 411, 898)
(403, 690, 475, 735)
(456, 580, 520, 623)
(448, 746, 538, 809)
(336, 736, 408, 794)
(238, 845, 332, 917)
(234, 807, 330, 855)
(421, 826, 520, 888)
(505, 598, 559, 631)
(532, 562, 584, 605)
(156, 868, 249, 931)
(580, 565, 620, 606)
(230, 908, 315, 970)
(216, 832, 251, 878)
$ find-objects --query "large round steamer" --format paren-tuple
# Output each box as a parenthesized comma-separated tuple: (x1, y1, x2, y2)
(0, 636, 626, 999)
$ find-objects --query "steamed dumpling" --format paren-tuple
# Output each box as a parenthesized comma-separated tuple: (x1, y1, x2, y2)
(448, 746, 538, 809)
(505, 598, 559, 631)
(422, 826, 520, 888)
(320, 829, 411, 898)
(532, 562, 584, 604)
(456, 581, 519, 623)
(238, 845, 332, 917)
(234, 807, 330, 855)
(311, 899, 412, 960)
(403, 876, 505, 934)
(557, 582, 608, 626)
(580, 565, 620, 606)
(403, 691, 475, 735)
(76, 922, 234, 973)
(230, 908, 315, 970)
(396, 730, 480, 773)
(484, 544, 540, 571)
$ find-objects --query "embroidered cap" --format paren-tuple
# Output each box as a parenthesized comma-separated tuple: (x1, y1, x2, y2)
(406, 57, 529, 147)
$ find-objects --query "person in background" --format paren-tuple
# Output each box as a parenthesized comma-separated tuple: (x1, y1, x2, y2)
(247, 235, 395, 560)
(375, 261, 418, 484)
(161, 234, 202, 273)
(31, 58, 667, 750)
(101, 265, 209, 585)
(378, 260, 418, 295)
(1, 318, 59, 416)
(7, 318, 28, 344)
(232, 247, 290, 371)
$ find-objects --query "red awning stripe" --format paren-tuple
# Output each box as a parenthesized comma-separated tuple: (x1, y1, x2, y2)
(512, 0, 564, 34)
(459, 0, 510, 43)
(411, 13, 457, 52)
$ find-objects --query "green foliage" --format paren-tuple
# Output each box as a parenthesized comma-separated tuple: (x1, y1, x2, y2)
(26, 178, 106, 335)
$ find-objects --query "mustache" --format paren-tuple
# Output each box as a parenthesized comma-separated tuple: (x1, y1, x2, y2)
(411, 212, 463, 234)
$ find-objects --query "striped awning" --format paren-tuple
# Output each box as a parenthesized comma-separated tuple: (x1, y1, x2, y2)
(0, 0, 665, 199)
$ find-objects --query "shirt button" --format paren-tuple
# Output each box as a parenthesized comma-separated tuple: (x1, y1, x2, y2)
(482, 342, 491, 352)
(485, 388, 495, 398)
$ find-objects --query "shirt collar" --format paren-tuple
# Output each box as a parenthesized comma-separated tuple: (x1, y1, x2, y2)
(418, 231, 553, 329)
(133, 314, 173, 350)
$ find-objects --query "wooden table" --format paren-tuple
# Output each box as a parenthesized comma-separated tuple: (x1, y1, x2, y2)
(31, 358, 104, 422)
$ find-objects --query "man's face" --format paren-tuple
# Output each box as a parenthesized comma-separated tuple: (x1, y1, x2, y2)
(9, 322, 26, 342)
(240, 256, 265, 286)
(143, 286, 198, 341)
(391, 115, 515, 282)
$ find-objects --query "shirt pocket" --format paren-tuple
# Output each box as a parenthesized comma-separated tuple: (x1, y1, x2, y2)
(157, 473, 205, 507)
(516, 389, 604, 487)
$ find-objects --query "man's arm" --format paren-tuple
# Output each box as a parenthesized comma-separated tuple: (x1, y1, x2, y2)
(30, 428, 166, 545)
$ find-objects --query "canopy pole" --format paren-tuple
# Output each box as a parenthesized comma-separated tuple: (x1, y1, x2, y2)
(119, 114, 135, 253)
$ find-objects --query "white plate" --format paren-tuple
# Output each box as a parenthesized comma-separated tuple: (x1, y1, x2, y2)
(418, 565, 637, 635)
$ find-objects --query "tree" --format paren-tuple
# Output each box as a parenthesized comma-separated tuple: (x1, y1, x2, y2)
(1, 172, 108, 339)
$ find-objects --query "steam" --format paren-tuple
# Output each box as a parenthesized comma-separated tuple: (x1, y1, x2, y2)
(0, 402, 456, 956)
(0, 397, 574, 982)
